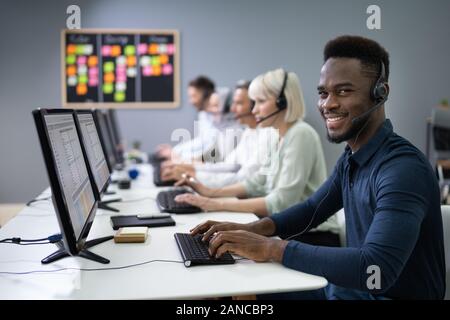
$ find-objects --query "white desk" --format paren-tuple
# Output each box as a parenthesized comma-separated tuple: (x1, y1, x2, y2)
(0, 164, 327, 299)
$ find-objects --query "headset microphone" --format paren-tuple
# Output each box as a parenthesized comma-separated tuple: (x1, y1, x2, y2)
(256, 108, 285, 124)
(351, 61, 388, 125)
(256, 70, 289, 124)
(351, 95, 388, 124)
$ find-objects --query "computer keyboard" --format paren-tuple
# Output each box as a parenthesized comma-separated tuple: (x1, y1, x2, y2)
(153, 164, 176, 187)
(156, 189, 201, 214)
(148, 152, 166, 165)
(174, 233, 235, 267)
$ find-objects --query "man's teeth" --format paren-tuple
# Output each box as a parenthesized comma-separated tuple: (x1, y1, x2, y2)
(327, 115, 345, 122)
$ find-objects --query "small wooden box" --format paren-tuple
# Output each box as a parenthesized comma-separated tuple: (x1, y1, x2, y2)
(114, 227, 148, 243)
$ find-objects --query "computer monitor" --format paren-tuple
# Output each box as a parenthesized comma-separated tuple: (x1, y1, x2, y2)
(74, 110, 111, 195)
(93, 109, 117, 171)
(108, 109, 122, 149)
(103, 109, 124, 166)
(75, 110, 122, 212)
(33, 108, 113, 264)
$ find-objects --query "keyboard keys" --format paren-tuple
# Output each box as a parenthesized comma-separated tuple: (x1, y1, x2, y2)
(156, 189, 201, 214)
(174, 233, 235, 267)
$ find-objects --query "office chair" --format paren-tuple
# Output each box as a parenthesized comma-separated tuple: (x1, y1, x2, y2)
(431, 108, 450, 201)
(441, 205, 450, 300)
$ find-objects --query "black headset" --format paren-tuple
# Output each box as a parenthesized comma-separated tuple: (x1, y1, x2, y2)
(351, 61, 389, 124)
(275, 70, 289, 110)
(371, 61, 388, 102)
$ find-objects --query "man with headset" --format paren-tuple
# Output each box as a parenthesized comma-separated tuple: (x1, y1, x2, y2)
(155, 75, 217, 161)
(190, 36, 446, 299)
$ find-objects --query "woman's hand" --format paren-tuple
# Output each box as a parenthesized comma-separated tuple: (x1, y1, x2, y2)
(174, 193, 221, 212)
(161, 164, 195, 181)
(174, 173, 213, 197)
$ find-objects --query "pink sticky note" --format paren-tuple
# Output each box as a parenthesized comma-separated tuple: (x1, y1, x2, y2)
(167, 44, 175, 55)
(142, 66, 152, 76)
(88, 67, 98, 76)
(77, 56, 87, 65)
(116, 65, 127, 74)
(102, 45, 111, 56)
(138, 43, 147, 55)
(88, 78, 98, 87)
(162, 64, 173, 75)
(116, 73, 127, 82)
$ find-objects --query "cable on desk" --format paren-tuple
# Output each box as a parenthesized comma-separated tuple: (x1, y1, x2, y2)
(0, 259, 184, 275)
(0, 234, 62, 245)
(119, 196, 156, 203)
(26, 196, 52, 206)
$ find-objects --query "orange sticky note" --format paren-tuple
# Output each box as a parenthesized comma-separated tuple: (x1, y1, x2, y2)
(148, 44, 159, 55)
(88, 56, 98, 67)
(152, 65, 161, 76)
(103, 72, 115, 83)
(111, 45, 121, 57)
(126, 55, 136, 67)
(160, 54, 169, 65)
(67, 65, 77, 76)
(67, 44, 76, 55)
(76, 83, 87, 95)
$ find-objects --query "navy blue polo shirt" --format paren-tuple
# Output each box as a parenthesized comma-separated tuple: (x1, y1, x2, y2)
(270, 119, 446, 299)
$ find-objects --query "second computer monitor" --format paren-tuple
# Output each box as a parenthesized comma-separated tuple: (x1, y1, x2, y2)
(93, 109, 117, 170)
(75, 110, 111, 196)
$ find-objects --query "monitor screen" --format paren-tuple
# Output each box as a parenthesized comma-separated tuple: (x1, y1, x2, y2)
(76, 112, 110, 194)
(108, 109, 122, 147)
(103, 110, 123, 164)
(44, 113, 96, 240)
(94, 110, 116, 169)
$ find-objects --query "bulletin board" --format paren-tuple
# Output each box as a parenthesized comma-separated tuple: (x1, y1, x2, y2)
(62, 29, 180, 109)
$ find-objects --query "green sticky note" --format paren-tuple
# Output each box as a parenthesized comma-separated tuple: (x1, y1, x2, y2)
(76, 45, 85, 55)
(78, 75, 88, 84)
(124, 45, 135, 56)
(103, 83, 114, 94)
(66, 55, 76, 65)
(103, 61, 115, 73)
(114, 91, 126, 102)
(151, 56, 160, 66)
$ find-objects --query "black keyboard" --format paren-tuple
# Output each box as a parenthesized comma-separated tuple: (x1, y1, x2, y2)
(156, 189, 201, 214)
(148, 152, 166, 165)
(153, 164, 176, 187)
(174, 233, 235, 267)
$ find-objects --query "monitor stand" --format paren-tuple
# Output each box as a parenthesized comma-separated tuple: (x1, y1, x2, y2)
(103, 190, 116, 195)
(41, 236, 114, 264)
(98, 198, 122, 212)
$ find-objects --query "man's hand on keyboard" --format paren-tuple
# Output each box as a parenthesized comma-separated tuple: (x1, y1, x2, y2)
(207, 230, 288, 263)
(174, 193, 220, 211)
(190, 220, 251, 241)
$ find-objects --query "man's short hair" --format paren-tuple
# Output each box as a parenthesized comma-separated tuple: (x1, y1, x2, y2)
(235, 79, 251, 90)
(324, 35, 390, 81)
(188, 76, 215, 98)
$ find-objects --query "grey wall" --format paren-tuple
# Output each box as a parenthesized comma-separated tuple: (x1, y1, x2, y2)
(1, 0, 449, 202)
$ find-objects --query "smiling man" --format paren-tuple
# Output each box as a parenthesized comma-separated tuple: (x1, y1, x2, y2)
(190, 35, 446, 300)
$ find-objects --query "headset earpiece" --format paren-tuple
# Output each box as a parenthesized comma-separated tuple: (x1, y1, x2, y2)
(275, 70, 288, 110)
(371, 61, 388, 102)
